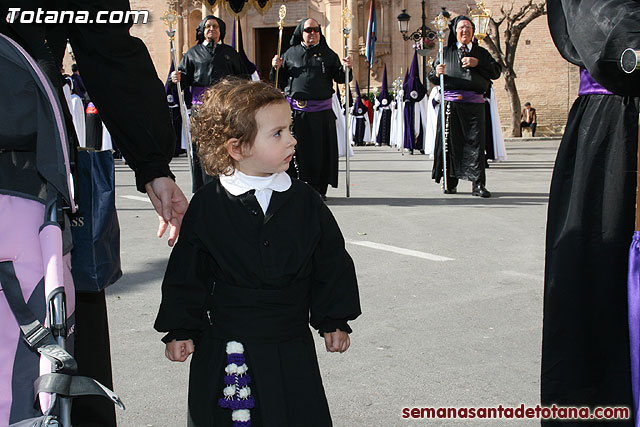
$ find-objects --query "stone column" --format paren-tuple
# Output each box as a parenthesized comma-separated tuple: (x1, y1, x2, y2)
(346, 0, 359, 92)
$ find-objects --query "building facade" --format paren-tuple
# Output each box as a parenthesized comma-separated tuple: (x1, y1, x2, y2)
(126, 0, 579, 136)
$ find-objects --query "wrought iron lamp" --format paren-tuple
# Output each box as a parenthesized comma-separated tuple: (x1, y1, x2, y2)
(469, 0, 491, 42)
(396, 0, 436, 86)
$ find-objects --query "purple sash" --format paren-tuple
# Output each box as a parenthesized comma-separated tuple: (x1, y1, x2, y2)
(578, 68, 613, 96)
(191, 86, 208, 105)
(628, 231, 640, 424)
(286, 97, 332, 112)
(443, 90, 485, 104)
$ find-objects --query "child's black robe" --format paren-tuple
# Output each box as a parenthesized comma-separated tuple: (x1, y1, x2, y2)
(154, 177, 361, 426)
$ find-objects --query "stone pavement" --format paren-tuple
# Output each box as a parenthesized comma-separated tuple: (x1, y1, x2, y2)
(108, 138, 560, 426)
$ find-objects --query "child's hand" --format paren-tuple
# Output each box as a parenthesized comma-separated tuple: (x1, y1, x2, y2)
(323, 329, 350, 353)
(165, 339, 195, 362)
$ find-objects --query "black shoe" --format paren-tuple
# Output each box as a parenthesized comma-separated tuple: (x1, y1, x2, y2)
(443, 187, 457, 194)
(321, 194, 327, 201)
(472, 185, 491, 198)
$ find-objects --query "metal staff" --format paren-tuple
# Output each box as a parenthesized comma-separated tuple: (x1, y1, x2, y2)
(162, 10, 194, 186)
(275, 6, 286, 89)
(433, 10, 450, 192)
(342, 6, 353, 197)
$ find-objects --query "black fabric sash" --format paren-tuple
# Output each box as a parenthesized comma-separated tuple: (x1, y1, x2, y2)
(208, 280, 311, 343)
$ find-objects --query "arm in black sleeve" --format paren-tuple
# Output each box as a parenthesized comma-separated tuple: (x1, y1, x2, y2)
(309, 200, 361, 335)
(269, 52, 289, 89)
(229, 48, 250, 80)
(549, 0, 640, 96)
(428, 56, 441, 85)
(474, 48, 501, 81)
(177, 52, 193, 89)
(329, 49, 352, 85)
(154, 193, 212, 343)
(65, 2, 175, 192)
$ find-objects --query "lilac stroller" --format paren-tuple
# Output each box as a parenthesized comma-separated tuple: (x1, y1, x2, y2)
(0, 33, 123, 426)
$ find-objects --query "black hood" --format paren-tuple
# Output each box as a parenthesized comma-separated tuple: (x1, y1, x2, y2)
(196, 15, 226, 44)
(447, 15, 475, 46)
(290, 18, 328, 48)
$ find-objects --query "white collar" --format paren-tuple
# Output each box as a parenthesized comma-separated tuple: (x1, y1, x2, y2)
(219, 170, 291, 196)
(203, 40, 222, 47)
(456, 41, 473, 51)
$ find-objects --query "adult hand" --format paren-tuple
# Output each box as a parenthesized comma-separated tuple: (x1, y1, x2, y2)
(145, 177, 188, 247)
(165, 339, 194, 362)
(170, 70, 181, 83)
(272, 55, 283, 69)
(342, 56, 352, 69)
(435, 63, 446, 77)
(323, 329, 351, 353)
(461, 57, 478, 68)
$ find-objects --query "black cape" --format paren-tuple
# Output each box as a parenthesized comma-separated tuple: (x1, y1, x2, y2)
(542, 1, 640, 424)
(154, 177, 361, 426)
(428, 43, 500, 185)
(269, 19, 351, 191)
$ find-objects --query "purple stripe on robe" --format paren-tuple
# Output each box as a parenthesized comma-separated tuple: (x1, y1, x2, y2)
(443, 90, 485, 104)
(628, 230, 640, 426)
(191, 86, 208, 105)
(286, 97, 332, 112)
(578, 68, 613, 96)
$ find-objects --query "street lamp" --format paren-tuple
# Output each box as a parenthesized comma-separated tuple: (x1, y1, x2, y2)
(396, 0, 436, 86)
(469, 0, 491, 42)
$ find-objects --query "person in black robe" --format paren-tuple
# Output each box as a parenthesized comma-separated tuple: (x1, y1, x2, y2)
(352, 81, 369, 146)
(165, 60, 187, 157)
(170, 15, 248, 191)
(542, 1, 640, 425)
(155, 79, 360, 426)
(428, 15, 501, 197)
(375, 64, 393, 146)
(270, 18, 352, 200)
(0, 1, 188, 425)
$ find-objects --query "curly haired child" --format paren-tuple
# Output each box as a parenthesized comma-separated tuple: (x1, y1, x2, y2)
(154, 78, 361, 426)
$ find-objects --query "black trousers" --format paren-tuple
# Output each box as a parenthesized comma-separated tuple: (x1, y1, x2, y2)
(520, 121, 537, 136)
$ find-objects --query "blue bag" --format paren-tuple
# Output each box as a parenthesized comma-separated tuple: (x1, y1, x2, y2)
(70, 150, 122, 292)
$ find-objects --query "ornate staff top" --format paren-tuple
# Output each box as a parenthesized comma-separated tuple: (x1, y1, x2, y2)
(277, 5, 286, 30)
(342, 6, 353, 38)
(432, 9, 450, 42)
(161, 9, 178, 39)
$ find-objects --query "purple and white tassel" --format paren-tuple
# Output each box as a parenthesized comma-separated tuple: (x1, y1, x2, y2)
(219, 341, 255, 426)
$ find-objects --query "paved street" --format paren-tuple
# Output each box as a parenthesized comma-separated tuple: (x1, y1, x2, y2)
(108, 138, 559, 426)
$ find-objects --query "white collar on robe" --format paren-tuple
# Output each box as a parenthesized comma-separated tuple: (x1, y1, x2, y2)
(202, 40, 222, 47)
(219, 170, 292, 214)
(456, 41, 473, 52)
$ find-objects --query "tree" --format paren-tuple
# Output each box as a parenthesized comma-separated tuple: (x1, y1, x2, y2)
(482, 1, 546, 137)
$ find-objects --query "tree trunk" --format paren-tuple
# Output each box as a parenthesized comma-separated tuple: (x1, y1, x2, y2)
(504, 73, 522, 137)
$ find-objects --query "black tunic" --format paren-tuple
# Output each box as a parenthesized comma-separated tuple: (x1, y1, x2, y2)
(542, 1, 640, 425)
(270, 39, 349, 191)
(177, 42, 248, 191)
(428, 44, 500, 186)
(177, 43, 247, 89)
(154, 178, 361, 426)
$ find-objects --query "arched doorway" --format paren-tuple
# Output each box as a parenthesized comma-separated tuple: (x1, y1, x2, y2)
(254, 26, 295, 82)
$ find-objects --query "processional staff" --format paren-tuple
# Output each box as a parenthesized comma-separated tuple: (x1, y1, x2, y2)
(275, 5, 287, 89)
(433, 9, 450, 191)
(342, 5, 353, 197)
(162, 10, 194, 184)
